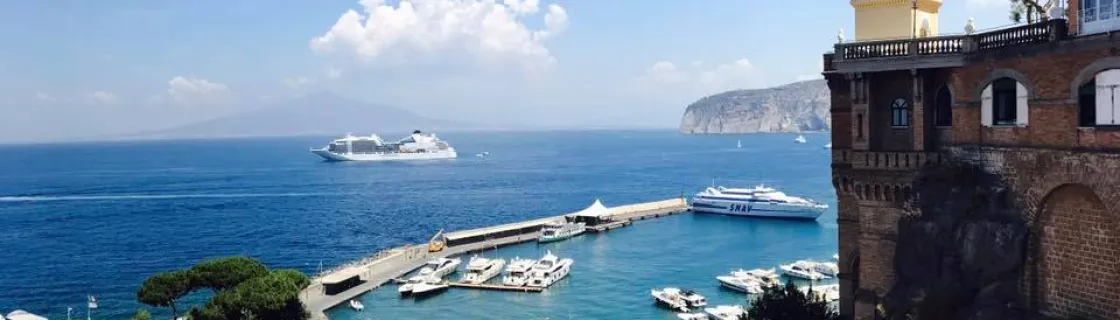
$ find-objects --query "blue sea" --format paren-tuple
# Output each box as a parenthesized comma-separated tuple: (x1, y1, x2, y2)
(0, 130, 836, 319)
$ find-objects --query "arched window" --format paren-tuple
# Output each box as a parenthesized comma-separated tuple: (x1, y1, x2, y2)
(981, 78, 1029, 126)
(934, 86, 952, 126)
(890, 98, 909, 127)
(1079, 79, 1097, 127)
(1094, 69, 1120, 125)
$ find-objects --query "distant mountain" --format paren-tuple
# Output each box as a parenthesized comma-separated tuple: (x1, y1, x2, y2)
(140, 93, 470, 139)
(679, 79, 830, 134)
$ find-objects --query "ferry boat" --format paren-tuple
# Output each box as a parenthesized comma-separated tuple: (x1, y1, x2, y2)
(460, 256, 506, 284)
(690, 185, 828, 220)
(526, 250, 573, 288)
(501, 257, 537, 286)
(537, 221, 587, 243)
(310, 130, 457, 161)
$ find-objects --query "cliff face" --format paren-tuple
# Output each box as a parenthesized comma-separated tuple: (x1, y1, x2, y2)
(678, 79, 830, 134)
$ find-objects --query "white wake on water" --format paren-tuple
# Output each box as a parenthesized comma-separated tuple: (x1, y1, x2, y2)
(0, 192, 353, 202)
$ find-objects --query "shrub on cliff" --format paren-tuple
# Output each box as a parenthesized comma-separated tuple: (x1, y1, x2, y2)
(742, 282, 839, 320)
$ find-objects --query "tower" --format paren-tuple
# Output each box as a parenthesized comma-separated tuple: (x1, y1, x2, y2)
(851, 0, 943, 41)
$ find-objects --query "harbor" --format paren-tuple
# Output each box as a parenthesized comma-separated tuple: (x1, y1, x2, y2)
(301, 197, 691, 319)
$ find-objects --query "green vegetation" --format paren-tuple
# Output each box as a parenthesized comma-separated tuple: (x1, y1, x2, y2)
(136, 256, 310, 320)
(742, 282, 838, 320)
(1009, 0, 1047, 23)
(130, 309, 152, 320)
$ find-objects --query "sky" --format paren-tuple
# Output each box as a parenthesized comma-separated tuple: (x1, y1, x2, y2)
(0, 0, 1026, 142)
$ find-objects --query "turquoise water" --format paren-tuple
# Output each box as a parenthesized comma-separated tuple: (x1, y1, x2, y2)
(0, 130, 836, 319)
(330, 213, 838, 319)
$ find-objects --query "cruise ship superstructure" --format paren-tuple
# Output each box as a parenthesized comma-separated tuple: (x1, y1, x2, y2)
(310, 130, 457, 162)
(690, 185, 828, 220)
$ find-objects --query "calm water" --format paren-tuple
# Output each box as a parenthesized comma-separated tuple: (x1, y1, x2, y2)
(0, 130, 836, 319)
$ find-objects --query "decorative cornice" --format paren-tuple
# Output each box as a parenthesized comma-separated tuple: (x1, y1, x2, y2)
(851, 0, 943, 11)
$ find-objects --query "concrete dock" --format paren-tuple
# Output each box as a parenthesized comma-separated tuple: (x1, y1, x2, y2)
(300, 197, 689, 319)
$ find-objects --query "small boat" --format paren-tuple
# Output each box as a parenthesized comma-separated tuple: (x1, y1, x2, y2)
(526, 250, 574, 288)
(652, 287, 692, 312)
(460, 255, 507, 284)
(501, 257, 538, 286)
(716, 275, 763, 294)
(411, 276, 449, 297)
(823, 143, 832, 149)
(678, 312, 710, 320)
(794, 135, 807, 144)
(833, 253, 839, 260)
(399, 257, 462, 295)
(780, 261, 828, 281)
(809, 261, 839, 277)
(704, 305, 747, 320)
(349, 299, 364, 311)
(538, 221, 587, 243)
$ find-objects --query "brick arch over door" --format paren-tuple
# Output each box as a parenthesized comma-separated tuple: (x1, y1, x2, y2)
(1029, 183, 1118, 319)
(974, 68, 1037, 101)
(1069, 56, 1120, 101)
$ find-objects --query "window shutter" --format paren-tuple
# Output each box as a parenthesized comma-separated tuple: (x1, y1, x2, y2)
(1097, 71, 1120, 125)
(981, 85, 993, 127)
(1016, 82, 1029, 126)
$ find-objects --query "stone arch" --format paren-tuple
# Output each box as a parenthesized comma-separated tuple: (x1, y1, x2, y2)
(840, 251, 861, 317)
(873, 185, 882, 201)
(1029, 183, 1118, 318)
(975, 68, 1036, 101)
(1069, 56, 1120, 101)
(863, 184, 871, 201)
(893, 186, 902, 203)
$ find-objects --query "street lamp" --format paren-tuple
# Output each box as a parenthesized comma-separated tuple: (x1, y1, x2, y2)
(911, 0, 919, 39)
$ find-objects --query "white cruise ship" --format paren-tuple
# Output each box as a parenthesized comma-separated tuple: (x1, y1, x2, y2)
(690, 185, 828, 220)
(310, 130, 457, 162)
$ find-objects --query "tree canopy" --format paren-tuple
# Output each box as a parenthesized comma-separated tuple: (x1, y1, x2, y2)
(1009, 0, 1047, 23)
(189, 257, 268, 292)
(137, 270, 192, 318)
(137, 256, 310, 320)
(743, 282, 838, 320)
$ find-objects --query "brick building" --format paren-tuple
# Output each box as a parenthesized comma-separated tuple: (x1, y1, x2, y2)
(824, 0, 1120, 319)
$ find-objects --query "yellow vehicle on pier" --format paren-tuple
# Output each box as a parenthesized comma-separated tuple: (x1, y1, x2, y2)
(427, 229, 445, 252)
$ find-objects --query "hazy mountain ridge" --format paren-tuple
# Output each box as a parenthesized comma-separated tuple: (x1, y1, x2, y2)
(679, 79, 831, 134)
(133, 93, 474, 139)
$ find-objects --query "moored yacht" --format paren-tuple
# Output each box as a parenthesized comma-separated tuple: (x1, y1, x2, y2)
(538, 221, 587, 243)
(310, 130, 457, 162)
(398, 257, 461, 295)
(501, 257, 537, 286)
(780, 261, 828, 281)
(678, 312, 710, 320)
(410, 275, 449, 297)
(349, 299, 364, 311)
(716, 275, 763, 294)
(460, 255, 506, 284)
(652, 287, 693, 312)
(690, 185, 828, 220)
(704, 305, 747, 320)
(808, 260, 839, 277)
(526, 250, 573, 288)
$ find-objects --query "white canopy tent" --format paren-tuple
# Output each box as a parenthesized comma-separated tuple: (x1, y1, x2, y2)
(569, 199, 614, 225)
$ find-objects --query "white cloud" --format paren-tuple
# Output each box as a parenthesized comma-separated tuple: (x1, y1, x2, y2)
(326, 66, 343, 79)
(284, 76, 313, 89)
(310, 0, 569, 70)
(165, 76, 232, 107)
(35, 91, 55, 102)
(87, 91, 118, 105)
(638, 58, 766, 93)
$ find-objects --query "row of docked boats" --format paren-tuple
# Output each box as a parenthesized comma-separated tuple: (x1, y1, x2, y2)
(650, 287, 746, 320)
(396, 251, 575, 298)
(713, 255, 840, 298)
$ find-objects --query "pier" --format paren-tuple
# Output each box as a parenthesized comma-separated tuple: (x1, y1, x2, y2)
(300, 197, 689, 319)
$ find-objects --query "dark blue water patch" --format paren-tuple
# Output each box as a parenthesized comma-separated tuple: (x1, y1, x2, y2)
(0, 130, 836, 319)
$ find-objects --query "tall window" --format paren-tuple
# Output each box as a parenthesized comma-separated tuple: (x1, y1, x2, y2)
(1094, 69, 1120, 125)
(890, 98, 909, 127)
(992, 79, 1018, 125)
(1080, 79, 1097, 127)
(857, 113, 864, 139)
(934, 87, 952, 126)
(982, 78, 1029, 126)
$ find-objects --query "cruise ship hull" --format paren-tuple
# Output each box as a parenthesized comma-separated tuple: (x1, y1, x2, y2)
(311, 149, 457, 162)
(690, 199, 826, 220)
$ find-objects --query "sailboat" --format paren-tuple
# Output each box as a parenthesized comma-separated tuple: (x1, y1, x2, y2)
(794, 135, 807, 144)
(736, 140, 742, 148)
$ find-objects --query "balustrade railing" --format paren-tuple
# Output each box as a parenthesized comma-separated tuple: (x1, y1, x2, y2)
(832, 19, 1067, 62)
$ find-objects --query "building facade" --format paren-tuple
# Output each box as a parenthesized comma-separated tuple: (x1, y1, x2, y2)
(825, 1, 1120, 319)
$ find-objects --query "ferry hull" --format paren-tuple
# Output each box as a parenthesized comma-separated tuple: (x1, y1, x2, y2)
(690, 200, 826, 220)
(311, 149, 457, 162)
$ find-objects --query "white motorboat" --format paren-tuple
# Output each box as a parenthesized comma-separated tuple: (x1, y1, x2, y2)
(538, 221, 587, 243)
(678, 312, 710, 320)
(716, 275, 763, 294)
(501, 257, 538, 286)
(800, 284, 841, 302)
(410, 276, 449, 297)
(823, 143, 832, 149)
(460, 255, 507, 284)
(399, 257, 462, 295)
(690, 185, 828, 220)
(704, 305, 747, 320)
(526, 250, 574, 288)
(652, 287, 692, 312)
(730, 268, 779, 283)
(808, 261, 839, 277)
(349, 299, 364, 311)
(795, 135, 807, 144)
(780, 261, 828, 281)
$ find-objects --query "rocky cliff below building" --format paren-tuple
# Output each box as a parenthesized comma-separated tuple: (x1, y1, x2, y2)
(679, 79, 830, 134)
